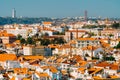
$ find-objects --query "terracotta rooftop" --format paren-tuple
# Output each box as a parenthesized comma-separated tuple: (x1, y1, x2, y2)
(95, 62, 110, 67)
(13, 68, 28, 74)
(35, 72, 50, 78)
(82, 45, 99, 51)
(23, 55, 44, 60)
(43, 22, 52, 25)
(77, 38, 98, 41)
(67, 30, 87, 32)
(77, 67, 86, 74)
(95, 62, 120, 70)
(0, 54, 17, 61)
(49, 66, 58, 73)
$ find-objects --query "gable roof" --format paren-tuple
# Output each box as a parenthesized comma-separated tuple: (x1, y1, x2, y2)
(35, 72, 50, 78)
(82, 45, 99, 51)
(43, 22, 52, 25)
(49, 66, 58, 73)
(77, 38, 98, 41)
(0, 54, 17, 61)
(22, 55, 44, 60)
(10, 76, 15, 80)
(13, 68, 28, 74)
(41, 66, 58, 73)
(95, 62, 120, 70)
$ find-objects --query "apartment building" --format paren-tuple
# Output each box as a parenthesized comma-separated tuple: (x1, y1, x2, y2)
(101, 29, 120, 39)
(65, 29, 87, 42)
(0, 31, 16, 44)
(76, 38, 99, 48)
(23, 45, 52, 56)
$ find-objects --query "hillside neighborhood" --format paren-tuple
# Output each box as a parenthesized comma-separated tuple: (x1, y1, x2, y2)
(0, 19, 120, 80)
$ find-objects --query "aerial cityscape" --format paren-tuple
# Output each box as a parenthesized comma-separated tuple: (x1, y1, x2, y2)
(0, 0, 120, 80)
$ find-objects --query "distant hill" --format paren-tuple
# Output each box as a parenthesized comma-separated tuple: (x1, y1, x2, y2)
(0, 17, 53, 25)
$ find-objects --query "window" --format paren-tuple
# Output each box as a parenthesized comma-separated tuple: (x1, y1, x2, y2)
(78, 44, 80, 46)
(82, 44, 84, 47)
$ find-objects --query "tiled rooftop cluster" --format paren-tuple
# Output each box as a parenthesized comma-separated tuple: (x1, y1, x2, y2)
(0, 20, 120, 80)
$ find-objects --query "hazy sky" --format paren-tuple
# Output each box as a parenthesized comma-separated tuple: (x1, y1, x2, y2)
(0, 0, 120, 18)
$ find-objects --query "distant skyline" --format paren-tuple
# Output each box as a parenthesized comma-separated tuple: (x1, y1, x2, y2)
(0, 0, 120, 18)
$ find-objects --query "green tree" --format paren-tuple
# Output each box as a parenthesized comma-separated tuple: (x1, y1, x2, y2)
(98, 25, 106, 28)
(44, 33, 49, 36)
(89, 32, 96, 36)
(20, 38, 26, 44)
(26, 37, 34, 44)
(112, 22, 120, 29)
(35, 33, 39, 39)
(41, 33, 49, 37)
(115, 41, 120, 49)
(53, 32, 65, 35)
(17, 34, 22, 40)
(52, 38, 66, 44)
(40, 39, 50, 46)
(109, 34, 114, 37)
(103, 56, 115, 61)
